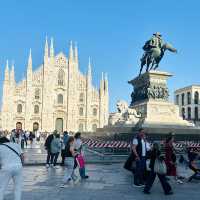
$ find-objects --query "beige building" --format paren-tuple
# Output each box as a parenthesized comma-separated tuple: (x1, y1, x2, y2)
(0, 38, 109, 132)
(174, 85, 200, 124)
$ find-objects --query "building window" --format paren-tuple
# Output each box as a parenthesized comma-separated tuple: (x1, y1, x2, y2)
(34, 105, 39, 114)
(194, 91, 199, 104)
(187, 92, 191, 105)
(79, 93, 84, 102)
(92, 124, 97, 131)
(57, 94, 63, 104)
(93, 108, 97, 116)
(181, 93, 185, 106)
(79, 123, 84, 132)
(17, 104, 22, 113)
(79, 107, 84, 116)
(188, 107, 191, 120)
(195, 107, 199, 121)
(182, 108, 185, 119)
(176, 95, 179, 105)
(58, 69, 65, 86)
(35, 88, 40, 99)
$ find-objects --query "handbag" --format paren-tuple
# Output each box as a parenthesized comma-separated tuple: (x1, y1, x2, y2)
(154, 158, 167, 175)
(124, 153, 136, 172)
(76, 154, 85, 169)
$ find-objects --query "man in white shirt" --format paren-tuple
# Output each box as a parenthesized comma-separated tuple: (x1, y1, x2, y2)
(0, 137, 24, 200)
(132, 128, 149, 187)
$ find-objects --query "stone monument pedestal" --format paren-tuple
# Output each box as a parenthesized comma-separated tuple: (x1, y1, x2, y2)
(94, 70, 200, 141)
(128, 70, 192, 127)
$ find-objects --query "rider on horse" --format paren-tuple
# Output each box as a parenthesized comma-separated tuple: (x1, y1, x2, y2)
(141, 32, 164, 63)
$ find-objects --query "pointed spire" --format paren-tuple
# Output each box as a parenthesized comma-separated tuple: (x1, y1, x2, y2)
(28, 48, 32, 69)
(100, 72, 104, 93)
(6, 60, 9, 71)
(104, 73, 108, 81)
(45, 36, 49, 58)
(10, 61, 15, 85)
(87, 57, 92, 75)
(104, 73, 108, 92)
(101, 72, 104, 80)
(4, 60, 9, 81)
(74, 42, 78, 64)
(50, 37, 54, 57)
(69, 40, 74, 62)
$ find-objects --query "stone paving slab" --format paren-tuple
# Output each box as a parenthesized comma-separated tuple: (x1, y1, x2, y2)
(23, 145, 127, 165)
(4, 164, 200, 200)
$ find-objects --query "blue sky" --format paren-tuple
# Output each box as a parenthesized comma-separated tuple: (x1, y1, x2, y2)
(0, 0, 200, 111)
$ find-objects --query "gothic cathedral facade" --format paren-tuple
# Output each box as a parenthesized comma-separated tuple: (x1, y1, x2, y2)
(0, 38, 109, 132)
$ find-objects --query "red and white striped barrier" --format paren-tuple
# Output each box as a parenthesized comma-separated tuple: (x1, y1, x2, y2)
(83, 138, 200, 151)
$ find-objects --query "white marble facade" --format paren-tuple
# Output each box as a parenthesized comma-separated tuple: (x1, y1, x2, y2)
(174, 85, 200, 124)
(0, 38, 109, 132)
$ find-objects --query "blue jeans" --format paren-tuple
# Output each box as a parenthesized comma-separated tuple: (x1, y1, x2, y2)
(79, 167, 86, 178)
(134, 157, 146, 185)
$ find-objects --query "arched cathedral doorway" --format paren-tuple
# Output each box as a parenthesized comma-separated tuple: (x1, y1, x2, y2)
(33, 122, 39, 131)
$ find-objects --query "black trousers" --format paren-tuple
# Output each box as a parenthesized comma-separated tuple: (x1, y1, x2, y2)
(50, 152, 59, 166)
(46, 150, 52, 164)
(61, 150, 65, 165)
(144, 170, 172, 194)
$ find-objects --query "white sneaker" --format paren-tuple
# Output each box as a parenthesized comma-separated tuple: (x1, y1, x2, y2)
(50, 164, 54, 167)
(176, 179, 183, 184)
(46, 164, 50, 168)
(53, 165, 59, 169)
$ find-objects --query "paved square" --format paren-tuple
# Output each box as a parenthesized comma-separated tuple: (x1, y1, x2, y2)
(4, 164, 200, 200)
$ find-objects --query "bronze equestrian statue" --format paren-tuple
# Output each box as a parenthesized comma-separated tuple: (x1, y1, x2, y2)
(139, 32, 177, 76)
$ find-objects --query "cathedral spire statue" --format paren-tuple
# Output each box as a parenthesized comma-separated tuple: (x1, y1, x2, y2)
(27, 49, 32, 83)
(10, 61, 15, 85)
(69, 40, 74, 62)
(87, 57, 92, 77)
(28, 48, 32, 70)
(50, 37, 54, 57)
(44, 36, 49, 59)
(104, 73, 108, 91)
(4, 60, 9, 82)
(74, 42, 78, 65)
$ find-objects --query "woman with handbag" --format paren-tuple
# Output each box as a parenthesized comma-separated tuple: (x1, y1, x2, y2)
(143, 142, 173, 195)
(74, 132, 89, 179)
(165, 133, 183, 184)
(60, 136, 79, 187)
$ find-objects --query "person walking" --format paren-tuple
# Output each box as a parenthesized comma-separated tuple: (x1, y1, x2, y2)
(10, 122, 25, 149)
(29, 131, 35, 148)
(60, 136, 78, 187)
(0, 137, 24, 200)
(165, 133, 183, 184)
(44, 131, 56, 168)
(50, 133, 61, 168)
(132, 128, 150, 187)
(61, 131, 69, 166)
(74, 132, 89, 179)
(143, 143, 173, 195)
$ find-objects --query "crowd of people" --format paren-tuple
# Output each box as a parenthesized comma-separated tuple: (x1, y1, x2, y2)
(0, 122, 47, 149)
(0, 125, 200, 199)
(124, 128, 200, 195)
(44, 130, 89, 187)
(0, 122, 89, 200)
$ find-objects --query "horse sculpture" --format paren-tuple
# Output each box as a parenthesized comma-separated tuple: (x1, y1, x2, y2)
(139, 43, 177, 76)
